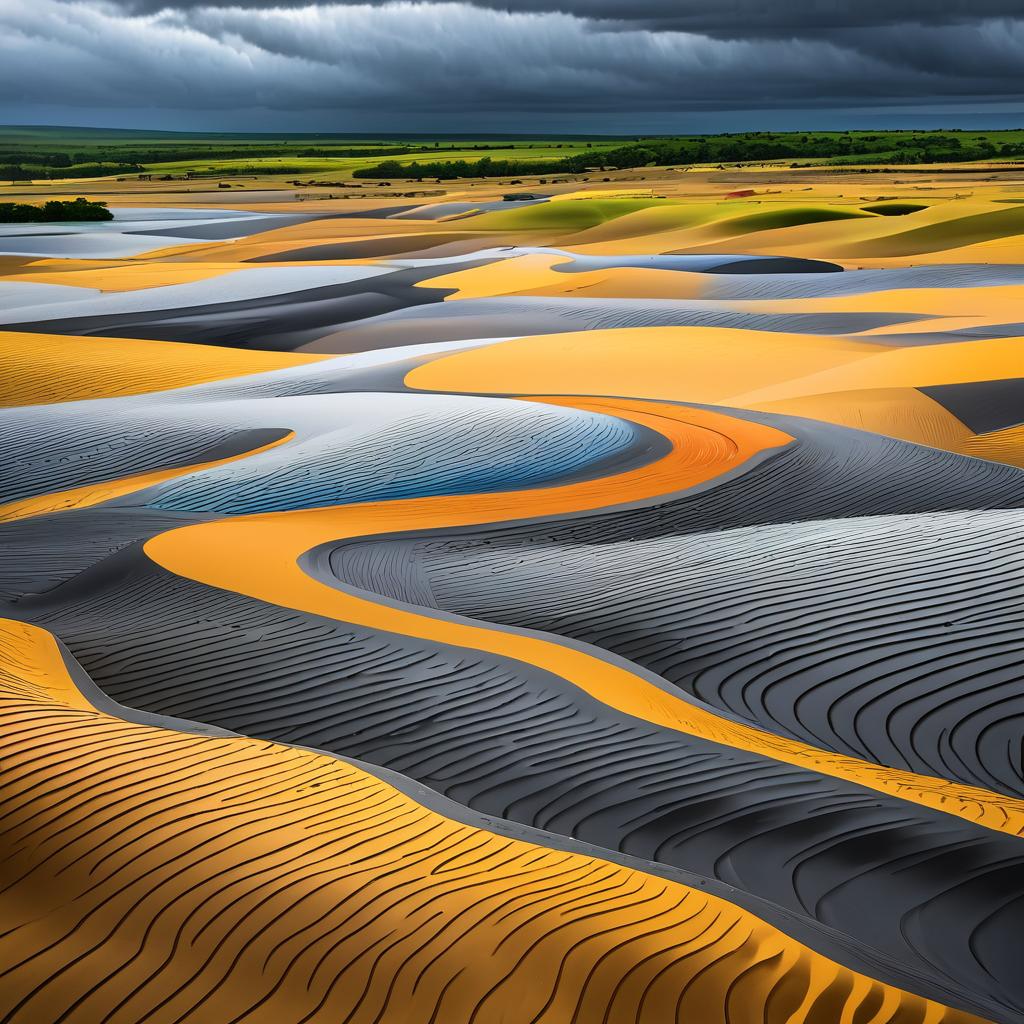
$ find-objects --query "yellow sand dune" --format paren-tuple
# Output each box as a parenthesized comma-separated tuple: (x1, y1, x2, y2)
(739, 283, 1024, 323)
(564, 203, 723, 250)
(838, 202, 1024, 259)
(0, 259, 242, 292)
(417, 252, 575, 298)
(730, 335, 1024, 406)
(419, 254, 721, 300)
(0, 331, 324, 406)
(963, 423, 1024, 468)
(751, 387, 973, 450)
(527, 266, 717, 299)
(408, 326, 884, 404)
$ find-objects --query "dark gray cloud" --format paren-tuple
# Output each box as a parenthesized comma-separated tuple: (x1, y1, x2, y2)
(101, 0, 1024, 33)
(2, 1, 1023, 130)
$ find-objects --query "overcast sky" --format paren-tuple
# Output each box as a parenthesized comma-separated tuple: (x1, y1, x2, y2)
(2, 1, 1023, 133)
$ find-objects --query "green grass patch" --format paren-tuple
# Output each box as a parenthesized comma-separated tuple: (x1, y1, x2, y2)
(861, 202, 928, 216)
(707, 205, 871, 237)
(845, 205, 1024, 257)
(460, 197, 679, 232)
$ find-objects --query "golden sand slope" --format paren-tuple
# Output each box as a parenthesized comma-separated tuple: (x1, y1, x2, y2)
(730, 334, 1023, 406)
(407, 326, 885, 404)
(406, 326, 1023, 408)
(417, 252, 576, 299)
(751, 388, 973, 451)
(749, 388, 1024, 470)
(962, 422, 1024, 469)
(0, 617, 988, 1024)
(421, 259, 718, 300)
(0, 332, 325, 406)
(742, 283, 1024, 327)
(0, 258, 242, 292)
(144, 397, 1024, 837)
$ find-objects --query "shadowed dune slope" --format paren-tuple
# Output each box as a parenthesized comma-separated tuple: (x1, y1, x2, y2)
(337, 506, 1024, 799)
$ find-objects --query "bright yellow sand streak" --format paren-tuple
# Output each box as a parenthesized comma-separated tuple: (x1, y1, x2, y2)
(416, 256, 721, 301)
(751, 388, 973, 451)
(407, 326, 884, 404)
(145, 397, 1024, 837)
(416, 252, 575, 298)
(0, 260, 242, 292)
(406, 327, 1023, 435)
(525, 267, 717, 299)
(428, 260, 724, 299)
(737, 284, 1024, 329)
(730, 335, 1024, 406)
(0, 616, 987, 1024)
(0, 331, 326, 407)
(0, 431, 294, 523)
(752, 389, 1024, 471)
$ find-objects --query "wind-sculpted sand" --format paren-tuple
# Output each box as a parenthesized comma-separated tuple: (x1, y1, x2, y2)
(2, 167, 1023, 1024)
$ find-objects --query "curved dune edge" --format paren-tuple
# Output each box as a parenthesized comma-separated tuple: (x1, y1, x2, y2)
(143, 397, 1024, 837)
(0, 430, 295, 524)
(0, 619, 994, 1024)
(0, 331, 327, 407)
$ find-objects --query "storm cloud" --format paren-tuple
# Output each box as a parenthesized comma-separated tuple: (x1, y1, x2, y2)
(2, 1, 1023, 130)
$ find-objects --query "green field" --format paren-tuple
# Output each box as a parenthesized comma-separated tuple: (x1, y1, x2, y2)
(3, 126, 1024, 183)
(143, 145, 609, 179)
(0, 126, 621, 182)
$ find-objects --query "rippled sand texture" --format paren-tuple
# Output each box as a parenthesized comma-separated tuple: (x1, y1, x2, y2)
(1, 170, 1023, 1024)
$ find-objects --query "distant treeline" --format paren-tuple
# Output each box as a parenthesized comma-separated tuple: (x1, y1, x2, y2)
(353, 156, 584, 179)
(0, 146, 422, 182)
(354, 132, 1024, 178)
(0, 146, 415, 165)
(0, 198, 113, 223)
(615, 133, 1024, 166)
(2, 163, 143, 181)
(0, 143, 537, 181)
(0, 144, 543, 181)
(184, 164, 358, 177)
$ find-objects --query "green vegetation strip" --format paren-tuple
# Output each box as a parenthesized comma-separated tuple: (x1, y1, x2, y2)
(3, 127, 1024, 182)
